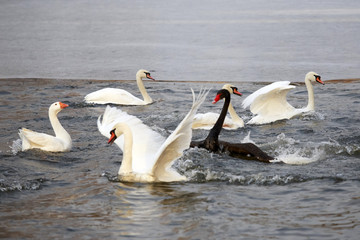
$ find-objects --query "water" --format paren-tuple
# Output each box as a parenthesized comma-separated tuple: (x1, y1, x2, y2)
(1, 0, 360, 239)
(1, 78, 359, 239)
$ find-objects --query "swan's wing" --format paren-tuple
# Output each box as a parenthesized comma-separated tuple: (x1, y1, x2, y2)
(152, 88, 209, 182)
(242, 81, 295, 116)
(242, 81, 292, 109)
(97, 106, 165, 173)
(19, 128, 67, 152)
(97, 106, 135, 142)
(85, 88, 144, 105)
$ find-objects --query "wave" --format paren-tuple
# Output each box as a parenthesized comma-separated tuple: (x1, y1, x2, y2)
(267, 133, 325, 165)
(0, 178, 47, 192)
(101, 167, 350, 186)
(261, 133, 359, 164)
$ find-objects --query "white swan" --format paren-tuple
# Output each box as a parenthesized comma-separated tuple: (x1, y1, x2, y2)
(192, 84, 244, 130)
(18, 102, 72, 152)
(97, 89, 209, 182)
(242, 71, 324, 125)
(84, 69, 155, 105)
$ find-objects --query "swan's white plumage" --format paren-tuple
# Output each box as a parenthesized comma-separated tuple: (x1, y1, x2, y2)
(98, 89, 209, 182)
(242, 72, 323, 125)
(97, 107, 165, 174)
(85, 88, 147, 105)
(193, 112, 232, 130)
(85, 69, 154, 105)
(192, 84, 244, 130)
(18, 102, 72, 152)
(192, 110, 244, 130)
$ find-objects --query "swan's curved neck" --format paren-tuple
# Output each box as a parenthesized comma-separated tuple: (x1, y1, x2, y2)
(136, 74, 152, 104)
(305, 78, 315, 111)
(115, 123, 133, 175)
(208, 92, 230, 141)
(49, 110, 71, 141)
(228, 102, 243, 124)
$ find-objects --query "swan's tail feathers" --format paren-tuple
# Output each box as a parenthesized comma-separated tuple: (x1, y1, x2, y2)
(18, 128, 31, 151)
(84, 91, 99, 104)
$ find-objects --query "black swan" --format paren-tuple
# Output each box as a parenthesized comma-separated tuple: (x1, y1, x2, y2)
(190, 88, 274, 163)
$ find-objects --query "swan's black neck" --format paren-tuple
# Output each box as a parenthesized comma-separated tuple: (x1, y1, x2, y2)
(204, 89, 230, 151)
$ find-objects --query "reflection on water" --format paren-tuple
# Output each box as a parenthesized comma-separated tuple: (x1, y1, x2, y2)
(112, 182, 208, 238)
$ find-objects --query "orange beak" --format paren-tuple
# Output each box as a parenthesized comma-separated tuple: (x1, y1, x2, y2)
(108, 129, 117, 145)
(316, 76, 324, 85)
(59, 102, 69, 109)
(233, 89, 242, 96)
(146, 73, 155, 81)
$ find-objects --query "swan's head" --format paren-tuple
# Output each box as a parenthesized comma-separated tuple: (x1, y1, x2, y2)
(222, 84, 242, 96)
(306, 71, 324, 85)
(137, 69, 155, 81)
(49, 101, 69, 114)
(108, 123, 131, 145)
(212, 89, 230, 104)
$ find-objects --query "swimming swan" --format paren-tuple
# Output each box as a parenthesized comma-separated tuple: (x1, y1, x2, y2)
(18, 102, 72, 152)
(191, 89, 273, 162)
(97, 89, 209, 182)
(242, 71, 324, 125)
(84, 69, 155, 105)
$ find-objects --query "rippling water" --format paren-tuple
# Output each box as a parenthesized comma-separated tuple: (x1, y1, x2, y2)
(1, 78, 359, 239)
(1, 0, 360, 239)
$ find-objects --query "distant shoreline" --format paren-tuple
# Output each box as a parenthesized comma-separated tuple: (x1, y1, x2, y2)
(1, 78, 360, 84)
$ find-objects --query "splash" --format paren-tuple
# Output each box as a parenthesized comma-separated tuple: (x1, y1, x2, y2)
(241, 131, 255, 144)
(272, 149, 323, 165)
(301, 111, 326, 121)
(10, 139, 22, 155)
(270, 133, 325, 165)
(236, 132, 323, 164)
(0, 178, 46, 192)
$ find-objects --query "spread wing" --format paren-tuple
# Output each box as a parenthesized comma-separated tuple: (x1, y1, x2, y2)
(242, 81, 296, 117)
(151, 88, 209, 182)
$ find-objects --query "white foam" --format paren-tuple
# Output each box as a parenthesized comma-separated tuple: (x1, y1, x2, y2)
(273, 149, 323, 165)
(271, 134, 325, 165)
(241, 131, 255, 144)
(10, 139, 22, 155)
